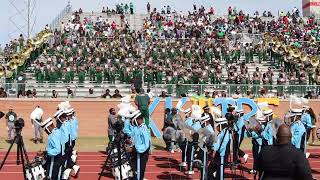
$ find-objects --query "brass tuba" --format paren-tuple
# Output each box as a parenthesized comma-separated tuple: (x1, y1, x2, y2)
(290, 47, 301, 58)
(8, 60, 18, 70)
(300, 52, 308, 62)
(5, 70, 13, 79)
(311, 55, 319, 67)
(0, 65, 5, 77)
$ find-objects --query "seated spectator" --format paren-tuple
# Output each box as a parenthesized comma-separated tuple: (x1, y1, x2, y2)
(67, 86, 74, 98)
(86, 88, 95, 98)
(232, 89, 241, 99)
(102, 7, 106, 13)
(147, 88, 154, 99)
(259, 88, 268, 98)
(26, 90, 33, 98)
(32, 89, 37, 98)
(112, 89, 123, 98)
(101, 89, 112, 99)
(304, 91, 313, 99)
(0, 87, 7, 98)
(211, 91, 219, 98)
(159, 91, 169, 98)
(17, 90, 26, 98)
(247, 90, 254, 99)
(205, 91, 211, 98)
(51, 90, 58, 98)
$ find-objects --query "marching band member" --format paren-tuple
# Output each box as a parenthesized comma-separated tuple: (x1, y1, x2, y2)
(42, 117, 63, 180)
(179, 108, 192, 168)
(233, 108, 249, 163)
(54, 109, 69, 180)
(65, 108, 80, 178)
(208, 117, 231, 180)
(290, 110, 306, 149)
(260, 109, 274, 145)
(128, 110, 150, 180)
(249, 118, 264, 175)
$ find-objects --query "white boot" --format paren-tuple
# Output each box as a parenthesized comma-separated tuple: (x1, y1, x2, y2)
(179, 162, 187, 167)
(62, 168, 72, 180)
(243, 154, 249, 163)
(306, 152, 310, 159)
(72, 165, 80, 178)
(71, 154, 77, 163)
(72, 150, 77, 155)
(185, 170, 194, 175)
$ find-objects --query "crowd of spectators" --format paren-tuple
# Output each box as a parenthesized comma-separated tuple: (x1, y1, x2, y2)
(2, 4, 320, 98)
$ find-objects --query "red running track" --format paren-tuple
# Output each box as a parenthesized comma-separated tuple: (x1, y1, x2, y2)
(0, 149, 320, 180)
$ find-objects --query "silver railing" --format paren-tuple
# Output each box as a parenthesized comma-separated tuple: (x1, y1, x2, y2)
(49, 2, 72, 30)
(1, 82, 319, 99)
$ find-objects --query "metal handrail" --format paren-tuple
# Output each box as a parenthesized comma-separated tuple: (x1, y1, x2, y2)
(1, 82, 319, 98)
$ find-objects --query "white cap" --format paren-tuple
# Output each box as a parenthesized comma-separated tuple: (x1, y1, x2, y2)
(41, 118, 53, 129)
(302, 106, 310, 110)
(130, 110, 142, 121)
(263, 109, 273, 116)
(215, 118, 227, 126)
(54, 109, 64, 118)
(64, 108, 74, 115)
(290, 108, 303, 115)
(200, 115, 210, 124)
(184, 108, 192, 115)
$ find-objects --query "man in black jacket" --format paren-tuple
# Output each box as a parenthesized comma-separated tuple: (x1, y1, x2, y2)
(257, 124, 313, 180)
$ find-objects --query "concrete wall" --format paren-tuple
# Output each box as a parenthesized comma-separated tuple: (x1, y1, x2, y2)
(0, 98, 319, 138)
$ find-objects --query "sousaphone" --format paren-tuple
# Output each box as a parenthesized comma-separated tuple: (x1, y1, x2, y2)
(311, 55, 319, 67)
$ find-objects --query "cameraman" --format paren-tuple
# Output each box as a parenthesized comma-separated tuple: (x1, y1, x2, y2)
(5, 106, 17, 143)
(108, 108, 118, 142)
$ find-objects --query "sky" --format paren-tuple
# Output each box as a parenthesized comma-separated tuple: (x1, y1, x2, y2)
(0, 0, 302, 46)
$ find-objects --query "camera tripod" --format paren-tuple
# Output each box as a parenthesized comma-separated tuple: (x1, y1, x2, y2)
(98, 133, 130, 180)
(0, 129, 34, 180)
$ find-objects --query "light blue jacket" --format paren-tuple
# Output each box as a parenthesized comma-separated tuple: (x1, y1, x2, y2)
(70, 116, 78, 141)
(131, 124, 150, 153)
(261, 122, 274, 145)
(212, 128, 231, 157)
(301, 113, 313, 129)
(290, 120, 306, 149)
(47, 128, 62, 156)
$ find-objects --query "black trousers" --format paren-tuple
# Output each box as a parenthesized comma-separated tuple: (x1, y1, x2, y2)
(179, 140, 188, 163)
(186, 143, 196, 171)
(252, 139, 260, 171)
(132, 148, 149, 180)
(65, 140, 75, 169)
(208, 142, 230, 180)
(46, 155, 63, 180)
(233, 128, 246, 163)
(306, 127, 311, 143)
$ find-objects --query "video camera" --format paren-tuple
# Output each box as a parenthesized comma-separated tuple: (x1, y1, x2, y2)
(14, 118, 25, 132)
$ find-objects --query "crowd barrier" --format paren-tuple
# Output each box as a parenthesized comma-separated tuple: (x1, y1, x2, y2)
(1, 82, 319, 98)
